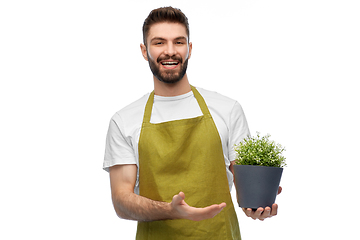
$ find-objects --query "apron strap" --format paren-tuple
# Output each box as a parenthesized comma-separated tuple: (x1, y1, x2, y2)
(142, 85, 209, 125)
(190, 85, 210, 116)
(142, 91, 155, 124)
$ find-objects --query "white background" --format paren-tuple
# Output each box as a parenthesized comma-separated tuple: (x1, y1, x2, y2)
(1, 0, 359, 239)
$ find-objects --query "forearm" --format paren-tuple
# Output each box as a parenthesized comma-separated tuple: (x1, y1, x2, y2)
(109, 165, 226, 222)
(112, 191, 174, 221)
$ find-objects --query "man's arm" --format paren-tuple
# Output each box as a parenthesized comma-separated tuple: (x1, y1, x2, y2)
(109, 164, 226, 221)
(230, 160, 282, 221)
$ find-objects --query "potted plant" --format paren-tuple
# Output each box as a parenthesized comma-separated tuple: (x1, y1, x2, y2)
(233, 132, 286, 210)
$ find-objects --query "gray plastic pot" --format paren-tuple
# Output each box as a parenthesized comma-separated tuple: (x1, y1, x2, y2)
(233, 165, 283, 209)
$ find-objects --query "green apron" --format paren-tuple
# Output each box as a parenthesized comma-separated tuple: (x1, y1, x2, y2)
(136, 86, 241, 239)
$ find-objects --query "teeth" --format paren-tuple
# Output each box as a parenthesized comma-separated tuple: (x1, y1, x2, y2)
(162, 61, 178, 65)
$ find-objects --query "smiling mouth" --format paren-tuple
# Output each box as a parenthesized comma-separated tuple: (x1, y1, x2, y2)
(160, 61, 180, 66)
(160, 60, 180, 69)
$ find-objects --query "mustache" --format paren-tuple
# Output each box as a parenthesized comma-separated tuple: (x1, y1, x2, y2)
(157, 55, 183, 63)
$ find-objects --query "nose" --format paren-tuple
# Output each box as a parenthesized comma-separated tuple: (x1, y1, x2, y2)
(164, 42, 177, 56)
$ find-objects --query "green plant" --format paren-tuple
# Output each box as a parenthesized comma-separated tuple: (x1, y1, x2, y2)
(234, 132, 286, 168)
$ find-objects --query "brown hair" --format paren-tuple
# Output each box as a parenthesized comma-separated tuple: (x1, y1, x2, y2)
(142, 6, 190, 46)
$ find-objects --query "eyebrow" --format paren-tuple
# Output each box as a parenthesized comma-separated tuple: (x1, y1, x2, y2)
(150, 36, 188, 43)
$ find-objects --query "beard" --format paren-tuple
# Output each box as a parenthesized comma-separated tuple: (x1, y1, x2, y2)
(147, 52, 188, 84)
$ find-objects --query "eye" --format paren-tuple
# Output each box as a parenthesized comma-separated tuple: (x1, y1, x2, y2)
(176, 41, 184, 45)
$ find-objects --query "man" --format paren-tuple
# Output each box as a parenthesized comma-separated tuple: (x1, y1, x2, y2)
(104, 6, 280, 239)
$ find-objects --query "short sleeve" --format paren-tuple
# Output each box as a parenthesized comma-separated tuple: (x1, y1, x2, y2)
(103, 114, 137, 172)
(228, 102, 250, 161)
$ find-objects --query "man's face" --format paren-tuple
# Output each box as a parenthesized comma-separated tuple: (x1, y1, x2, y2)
(141, 22, 192, 84)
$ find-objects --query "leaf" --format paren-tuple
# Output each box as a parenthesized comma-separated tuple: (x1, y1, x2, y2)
(234, 132, 286, 167)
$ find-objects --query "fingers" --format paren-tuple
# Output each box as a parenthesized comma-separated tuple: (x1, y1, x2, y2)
(242, 208, 252, 218)
(242, 207, 266, 221)
(173, 191, 185, 200)
(178, 191, 185, 199)
(218, 202, 227, 209)
(189, 202, 226, 221)
(172, 192, 186, 205)
(242, 204, 278, 221)
(259, 207, 272, 221)
(171, 192, 226, 221)
(270, 203, 278, 217)
(278, 186, 282, 195)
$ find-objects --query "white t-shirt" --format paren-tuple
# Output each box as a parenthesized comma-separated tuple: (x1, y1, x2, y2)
(103, 87, 250, 194)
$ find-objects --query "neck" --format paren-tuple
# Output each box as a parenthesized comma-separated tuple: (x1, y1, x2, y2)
(153, 74, 191, 97)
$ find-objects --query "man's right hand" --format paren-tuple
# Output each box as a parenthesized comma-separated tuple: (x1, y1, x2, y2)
(109, 164, 226, 222)
(171, 191, 226, 221)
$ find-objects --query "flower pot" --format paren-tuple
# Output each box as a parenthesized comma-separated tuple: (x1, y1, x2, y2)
(233, 165, 283, 209)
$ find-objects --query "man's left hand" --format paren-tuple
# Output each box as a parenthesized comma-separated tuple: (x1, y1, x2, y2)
(242, 186, 282, 221)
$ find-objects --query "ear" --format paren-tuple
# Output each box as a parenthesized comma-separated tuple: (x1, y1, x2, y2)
(140, 43, 148, 61)
(188, 42, 193, 59)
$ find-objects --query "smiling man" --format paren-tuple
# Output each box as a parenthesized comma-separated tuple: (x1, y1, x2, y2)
(104, 6, 280, 239)
(141, 17, 193, 96)
(144, 24, 190, 84)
